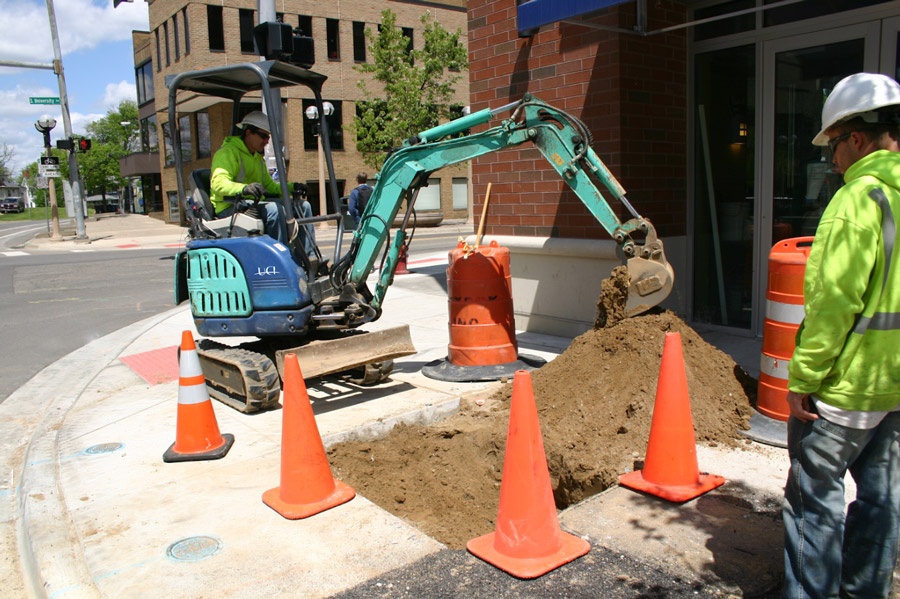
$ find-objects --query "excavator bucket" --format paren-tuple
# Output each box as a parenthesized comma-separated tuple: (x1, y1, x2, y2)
(273, 325, 417, 381)
(624, 255, 675, 317)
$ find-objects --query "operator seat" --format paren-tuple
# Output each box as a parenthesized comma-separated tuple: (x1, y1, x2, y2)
(187, 169, 263, 239)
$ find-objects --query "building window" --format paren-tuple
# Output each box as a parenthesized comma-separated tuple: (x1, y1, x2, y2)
(183, 8, 190, 55)
(163, 21, 170, 66)
(402, 27, 413, 58)
(353, 21, 366, 63)
(207, 5, 224, 52)
(197, 112, 211, 159)
(239, 9, 256, 54)
(298, 15, 312, 36)
(135, 61, 154, 106)
(141, 115, 158, 153)
(179, 115, 193, 162)
(326, 18, 340, 60)
(173, 13, 180, 61)
(276, 12, 284, 23)
(452, 178, 468, 210)
(155, 28, 161, 71)
(302, 99, 343, 151)
(162, 121, 174, 166)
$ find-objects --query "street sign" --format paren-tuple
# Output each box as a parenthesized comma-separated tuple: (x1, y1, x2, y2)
(30, 97, 60, 105)
(39, 156, 60, 178)
(37, 176, 49, 189)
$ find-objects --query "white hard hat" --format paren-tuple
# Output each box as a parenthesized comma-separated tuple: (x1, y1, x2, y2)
(238, 111, 270, 134)
(813, 73, 900, 146)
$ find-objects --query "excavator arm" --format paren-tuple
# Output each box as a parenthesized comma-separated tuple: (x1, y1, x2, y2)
(332, 94, 674, 317)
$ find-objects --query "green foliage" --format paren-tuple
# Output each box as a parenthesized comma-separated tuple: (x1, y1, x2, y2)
(351, 10, 468, 170)
(77, 100, 140, 195)
(0, 143, 14, 185)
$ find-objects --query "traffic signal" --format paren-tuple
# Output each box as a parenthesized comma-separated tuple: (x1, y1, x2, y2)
(56, 138, 73, 151)
(78, 138, 91, 152)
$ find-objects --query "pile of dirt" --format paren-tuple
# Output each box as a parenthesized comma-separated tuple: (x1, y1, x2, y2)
(328, 310, 755, 550)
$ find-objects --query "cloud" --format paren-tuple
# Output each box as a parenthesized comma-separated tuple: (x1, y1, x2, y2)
(0, 0, 149, 64)
(102, 80, 137, 109)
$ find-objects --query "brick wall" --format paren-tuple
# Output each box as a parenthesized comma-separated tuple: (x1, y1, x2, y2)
(467, 0, 687, 240)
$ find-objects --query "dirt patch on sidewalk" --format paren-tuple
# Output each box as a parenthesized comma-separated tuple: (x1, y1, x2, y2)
(328, 310, 755, 550)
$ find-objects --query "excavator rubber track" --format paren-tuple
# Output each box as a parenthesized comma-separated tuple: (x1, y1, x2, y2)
(196, 340, 281, 413)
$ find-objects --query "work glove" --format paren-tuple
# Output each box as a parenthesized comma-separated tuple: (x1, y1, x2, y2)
(292, 182, 309, 198)
(242, 182, 266, 200)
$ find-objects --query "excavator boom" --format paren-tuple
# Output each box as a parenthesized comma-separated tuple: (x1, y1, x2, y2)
(335, 94, 674, 316)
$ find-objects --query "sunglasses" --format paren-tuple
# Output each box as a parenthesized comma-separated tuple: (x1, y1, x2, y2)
(251, 127, 270, 141)
(827, 131, 852, 153)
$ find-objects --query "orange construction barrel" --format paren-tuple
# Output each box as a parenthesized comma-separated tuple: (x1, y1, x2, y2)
(447, 240, 518, 366)
(757, 236, 813, 421)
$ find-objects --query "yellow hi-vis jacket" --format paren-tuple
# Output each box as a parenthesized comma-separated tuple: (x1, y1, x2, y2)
(788, 149, 900, 412)
(209, 136, 280, 215)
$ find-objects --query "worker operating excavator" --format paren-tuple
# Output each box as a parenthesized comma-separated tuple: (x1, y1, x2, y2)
(209, 111, 316, 256)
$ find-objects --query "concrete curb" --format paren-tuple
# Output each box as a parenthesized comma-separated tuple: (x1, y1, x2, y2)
(6, 307, 187, 599)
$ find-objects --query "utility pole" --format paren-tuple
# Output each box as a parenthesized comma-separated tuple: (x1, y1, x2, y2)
(46, 0, 88, 242)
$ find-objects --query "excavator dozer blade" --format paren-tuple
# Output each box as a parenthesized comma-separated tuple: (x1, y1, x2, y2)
(625, 255, 675, 317)
(274, 325, 417, 381)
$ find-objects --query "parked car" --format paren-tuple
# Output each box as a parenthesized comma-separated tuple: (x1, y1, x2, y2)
(0, 197, 25, 214)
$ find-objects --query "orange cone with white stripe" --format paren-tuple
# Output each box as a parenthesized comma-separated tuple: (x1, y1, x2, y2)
(163, 331, 235, 463)
(263, 353, 355, 519)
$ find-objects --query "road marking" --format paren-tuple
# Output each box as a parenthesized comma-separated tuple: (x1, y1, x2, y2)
(28, 297, 82, 304)
(1, 251, 28, 256)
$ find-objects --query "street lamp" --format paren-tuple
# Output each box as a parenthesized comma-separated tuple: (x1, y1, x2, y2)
(34, 116, 61, 241)
(305, 101, 334, 229)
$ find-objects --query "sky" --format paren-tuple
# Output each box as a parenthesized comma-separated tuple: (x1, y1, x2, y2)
(0, 0, 150, 176)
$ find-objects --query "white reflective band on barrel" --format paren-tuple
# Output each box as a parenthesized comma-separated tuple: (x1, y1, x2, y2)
(760, 353, 789, 379)
(766, 299, 805, 325)
(854, 189, 897, 334)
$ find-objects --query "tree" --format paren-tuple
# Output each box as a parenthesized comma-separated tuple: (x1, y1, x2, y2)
(351, 10, 468, 171)
(78, 100, 140, 199)
(0, 143, 15, 185)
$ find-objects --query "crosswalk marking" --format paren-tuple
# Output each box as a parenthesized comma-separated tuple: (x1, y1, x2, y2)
(1, 251, 28, 257)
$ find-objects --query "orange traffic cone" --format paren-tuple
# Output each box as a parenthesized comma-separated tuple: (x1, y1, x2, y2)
(163, 331, 234, 463)
(618, 332, 725, 502)
(263, 353, 355, 519)
(467, 370, 590, 578)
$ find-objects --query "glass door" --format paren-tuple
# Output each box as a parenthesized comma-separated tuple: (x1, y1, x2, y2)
(756, 23, 880, 334)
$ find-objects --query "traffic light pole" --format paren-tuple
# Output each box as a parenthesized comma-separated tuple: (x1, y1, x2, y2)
(46, 0, 88, 242)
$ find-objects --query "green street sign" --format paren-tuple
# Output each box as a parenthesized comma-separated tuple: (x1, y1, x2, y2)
(29, 97, 60, 105)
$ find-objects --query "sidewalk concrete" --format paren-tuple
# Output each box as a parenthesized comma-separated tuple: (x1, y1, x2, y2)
(1, 213, 812, 599)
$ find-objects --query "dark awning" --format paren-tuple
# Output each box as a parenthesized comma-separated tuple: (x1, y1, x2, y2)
(517, 0, 632, 36)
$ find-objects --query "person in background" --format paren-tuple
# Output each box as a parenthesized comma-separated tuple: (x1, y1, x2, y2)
(783, 72, 900, 599)
(348, 172, 373, 227)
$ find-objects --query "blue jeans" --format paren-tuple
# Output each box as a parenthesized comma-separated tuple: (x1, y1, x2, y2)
(217, 201, 287, 244)
(783, 409, 900, 599)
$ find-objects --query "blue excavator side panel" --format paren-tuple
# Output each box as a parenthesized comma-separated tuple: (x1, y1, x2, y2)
(182, 236, 313, 337)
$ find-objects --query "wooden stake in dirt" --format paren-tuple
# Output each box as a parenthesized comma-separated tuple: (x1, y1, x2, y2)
(475, 182, 492, 249)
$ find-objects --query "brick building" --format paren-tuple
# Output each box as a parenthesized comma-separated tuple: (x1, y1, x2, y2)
(464, 0, 900, 338)
(123, 0, 468, 225)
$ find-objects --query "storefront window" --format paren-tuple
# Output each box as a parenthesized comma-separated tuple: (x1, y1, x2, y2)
(764, 0, 893, 27)
(693, 45, 755, 328)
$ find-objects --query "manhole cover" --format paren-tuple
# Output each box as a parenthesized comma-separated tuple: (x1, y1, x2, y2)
(166, 535, 222, 562)
(83, 443, 124, 455)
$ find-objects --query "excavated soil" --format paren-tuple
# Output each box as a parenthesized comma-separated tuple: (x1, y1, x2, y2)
(328, 269, 756, 550)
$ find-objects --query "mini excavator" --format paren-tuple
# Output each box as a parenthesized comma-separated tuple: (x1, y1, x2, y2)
(170, 60, 674, 412)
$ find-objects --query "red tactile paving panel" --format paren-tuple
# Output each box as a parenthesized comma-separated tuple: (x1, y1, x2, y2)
(120, 345, 180, 385)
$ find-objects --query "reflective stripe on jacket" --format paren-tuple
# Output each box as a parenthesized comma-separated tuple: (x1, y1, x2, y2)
(788, 149, 900, 411)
